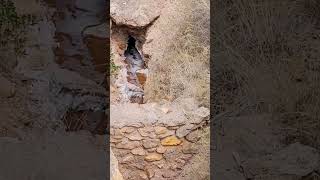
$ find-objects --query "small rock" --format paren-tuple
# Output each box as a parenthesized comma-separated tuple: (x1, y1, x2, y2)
(115, 149, 130, 157)
(131, 157, 146, 170)
(139, 172, 148, 180)
(120, 154, 134, 163)
(110, 86, 116, 93)
(195, 106, 210, 118)
(154, 127, 168, 135)
(160, 107, 171, 114)
(156, 146, 167, 154)
(163, 148, 181, 161)
(158, 130, 175, 139)
(157, 163, 164, 169)
(170, 162, 179, 170)
(113, 129, 124, 139)
(176, 123, 194, 138)
(166, 122, 185, 128)
(153, 161, 165, 169)
(131, 147, 146, 156)
(116, 138, 141, 150)
(147, 148, 157, 153)
(120, 127, 136, 134)
(136, 69, 148, 87)
(138, 127, 155, 137)
(0, 75, 15, 98)
(186, 130, 201, 142)
(161, 136, 182, 146)
(182, 142, 198, 154)
(180, 154, 193, 161)
(126, 122, 144, 128)
(110, 137, 123, 143)
(142, 139, 160, 149)
(190, 107, 210, 124)
(126, 130, 143, 141)
(146, 167, 155, 178)
(145, 153, 163, 162)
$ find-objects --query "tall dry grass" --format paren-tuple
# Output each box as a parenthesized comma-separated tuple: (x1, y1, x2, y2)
(213, 0, 320, 147)
(146, 0, 210, 106)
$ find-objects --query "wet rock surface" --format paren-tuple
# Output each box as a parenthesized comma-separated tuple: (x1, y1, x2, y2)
(17, 0, 109, 134)
(123, 36, 145, 104)
(0, 0, 111, 179)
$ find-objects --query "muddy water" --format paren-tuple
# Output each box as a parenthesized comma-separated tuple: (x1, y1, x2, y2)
(41, 0, 109, 134)
(44, 0, 108, 83)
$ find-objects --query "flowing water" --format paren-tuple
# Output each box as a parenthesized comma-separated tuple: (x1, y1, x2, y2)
(44, 0, 108, 82)
(41, 0, 109, 134)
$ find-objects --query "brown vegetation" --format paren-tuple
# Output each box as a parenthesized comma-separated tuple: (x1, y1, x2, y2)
(213, 0, 320, 147)
(145, 0, 210, 107)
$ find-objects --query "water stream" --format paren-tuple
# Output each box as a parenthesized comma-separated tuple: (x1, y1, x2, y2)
(41, 0, 108, 134)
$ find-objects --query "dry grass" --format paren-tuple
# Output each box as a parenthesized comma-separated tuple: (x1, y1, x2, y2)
(146, 0, 210, 106)
(213, 0, 320, 147)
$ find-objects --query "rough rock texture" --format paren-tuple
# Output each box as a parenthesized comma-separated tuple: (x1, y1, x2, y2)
(110, 100, 208, 128)
(110, 0, 172, 104)
(110, 0, 166, 27)
(111, 99, 209, 180)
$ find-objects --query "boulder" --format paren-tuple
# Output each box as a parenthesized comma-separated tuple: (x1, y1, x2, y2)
(110, 0, 166, 27)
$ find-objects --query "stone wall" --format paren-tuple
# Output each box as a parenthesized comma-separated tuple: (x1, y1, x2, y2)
(110, 100, 209, 180)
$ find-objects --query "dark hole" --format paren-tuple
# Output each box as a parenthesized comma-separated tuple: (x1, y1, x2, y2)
(127, 35, 136, 47)
(123, 35, 145, 104)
